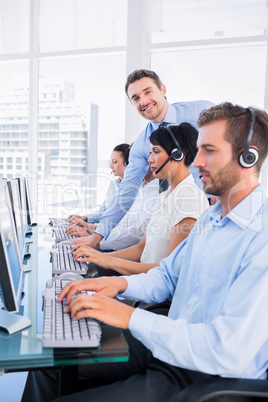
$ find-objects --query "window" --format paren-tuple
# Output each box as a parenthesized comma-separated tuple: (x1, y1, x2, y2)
(151, 0, 267, 43)
(0, 60, 29, 179)
(39, 0, 127, 52)
(0, 0, 29, 53)
(0, 0, 267, 222)
(151, 45, 266, 107)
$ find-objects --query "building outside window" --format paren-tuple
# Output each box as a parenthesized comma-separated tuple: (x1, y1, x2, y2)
(0, 0, 267, 223)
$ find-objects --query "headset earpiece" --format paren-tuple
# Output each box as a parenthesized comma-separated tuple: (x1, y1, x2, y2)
(171, 148, 184, 161)
(239, 147, 259, 168)
(155, 126, 184, 174)
(239, 108, 259, 168)
(124, 161, 128, 167)
(166, 126, 184, 161)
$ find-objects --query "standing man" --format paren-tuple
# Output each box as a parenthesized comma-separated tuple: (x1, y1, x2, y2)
(80, 69, 213, 247)
(22, 102, 268, 401)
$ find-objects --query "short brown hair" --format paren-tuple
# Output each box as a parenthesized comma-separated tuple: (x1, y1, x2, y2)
(125, 69, 163, 97)
(197, 102, 268, 172)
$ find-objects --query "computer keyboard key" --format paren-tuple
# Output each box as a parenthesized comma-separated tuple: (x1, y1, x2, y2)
(42, 275, 101, 348)
(51, 244, 88, 276)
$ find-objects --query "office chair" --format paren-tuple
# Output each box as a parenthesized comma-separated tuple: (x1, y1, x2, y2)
(174, 375, 268, 401)
(132, 300, 171, 316)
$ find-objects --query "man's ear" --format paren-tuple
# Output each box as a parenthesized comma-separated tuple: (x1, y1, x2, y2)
(161, 84, 167, 97)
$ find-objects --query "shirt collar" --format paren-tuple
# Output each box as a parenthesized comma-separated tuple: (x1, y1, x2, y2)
(208, 184, 267, 229)
(161, 104, 177, 125)
(150, 103, 177, 131)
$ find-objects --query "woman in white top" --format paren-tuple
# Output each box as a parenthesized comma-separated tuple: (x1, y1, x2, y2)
(72, 123, 209, 275)
(66, 143, 130, 237)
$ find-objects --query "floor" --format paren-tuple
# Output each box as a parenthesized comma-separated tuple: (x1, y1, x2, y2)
(0, 372, 27, 402)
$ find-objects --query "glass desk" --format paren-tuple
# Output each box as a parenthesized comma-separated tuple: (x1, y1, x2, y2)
(0, 226, 129, 372)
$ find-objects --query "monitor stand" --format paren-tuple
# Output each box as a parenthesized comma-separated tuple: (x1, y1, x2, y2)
(23, 243, 32, 272)
(28, 222, 37, 227)
(0, 309, 31, 335)
(25, 228, 33, 238)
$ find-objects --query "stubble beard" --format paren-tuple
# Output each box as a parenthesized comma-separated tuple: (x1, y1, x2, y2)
(204, 159, 240, 197)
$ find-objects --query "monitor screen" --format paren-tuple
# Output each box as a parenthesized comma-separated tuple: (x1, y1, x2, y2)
(17, 177, 28, 235)
(7, 179, 26, 261)
(24, 177, 34, 226)
(0, 180, 24, 313)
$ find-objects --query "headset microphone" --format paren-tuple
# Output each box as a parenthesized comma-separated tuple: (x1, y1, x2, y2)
(239, 107, 259, 168)
(155, 154, 174, 174)
(155, 126, 184, 174)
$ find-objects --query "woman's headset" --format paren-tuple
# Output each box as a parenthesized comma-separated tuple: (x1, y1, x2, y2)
(155, 126, 184, 174)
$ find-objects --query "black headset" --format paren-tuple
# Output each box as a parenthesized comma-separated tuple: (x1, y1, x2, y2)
(155, 126, 184, 174)
(123, 145, 131, 167)
(239, 107, 259, 168)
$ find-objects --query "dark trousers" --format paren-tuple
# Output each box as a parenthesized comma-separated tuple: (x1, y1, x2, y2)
(94, 263, 121, 277)
(87, 249, 122, 277)
(22, 330, 255, 402)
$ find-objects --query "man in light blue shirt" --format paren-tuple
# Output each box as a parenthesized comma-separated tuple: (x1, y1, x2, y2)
(22, 103, 268, 402)
(83, 69, 213, 248)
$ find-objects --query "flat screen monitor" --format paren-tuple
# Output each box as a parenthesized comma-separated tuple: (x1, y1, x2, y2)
(0, 180, 31, 334)
(0, 180, 23, 312)
(24, 177, 36, 227)
(17, 177, 28, 235)
(7, 179, 26, 262)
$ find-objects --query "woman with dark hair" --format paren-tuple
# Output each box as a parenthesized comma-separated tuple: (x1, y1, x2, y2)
(113, 143, 130, 167)
(66, 143, 130, 237)
(72, 124, 209, 275)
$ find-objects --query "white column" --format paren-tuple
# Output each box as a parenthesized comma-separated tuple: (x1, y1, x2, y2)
(28, 0, 39, 218)
(124, 0, 152, 144)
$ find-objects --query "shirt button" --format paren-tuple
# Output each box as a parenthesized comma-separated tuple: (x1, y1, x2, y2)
(185, 309, 189, 315)
(196, 282, 200, 287)
(138, 337, 143, 342)
(169, 359, 174, 364)
(201, 252, 205, 257)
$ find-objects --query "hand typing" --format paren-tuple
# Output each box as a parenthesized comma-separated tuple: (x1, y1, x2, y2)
(71, 244, 111, 268)
(58, 276, 128, 304)
(64, 293, 134, 329)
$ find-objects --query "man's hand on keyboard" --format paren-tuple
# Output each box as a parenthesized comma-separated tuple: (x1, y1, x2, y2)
(57, 276, 128, 305)
(67, 214, 87, 222)
(69, 217, 88, 227)
(64, 293, 134, 329)
(67, 233, 102, 246)
(65, 224, 89, 238)
(72, 245, 110, 268)
(70, 219, 97, 235)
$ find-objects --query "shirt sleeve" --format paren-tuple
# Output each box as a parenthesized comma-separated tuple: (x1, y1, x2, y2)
(100, 180, 159, 250)
(86, 201, 104, 223)
(121, 241, 186, 302)
(96, 129, 150, 239)
(86, 179, 119, 223)
(100, 223, 146, 250)
(127, 231, 268, 378)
